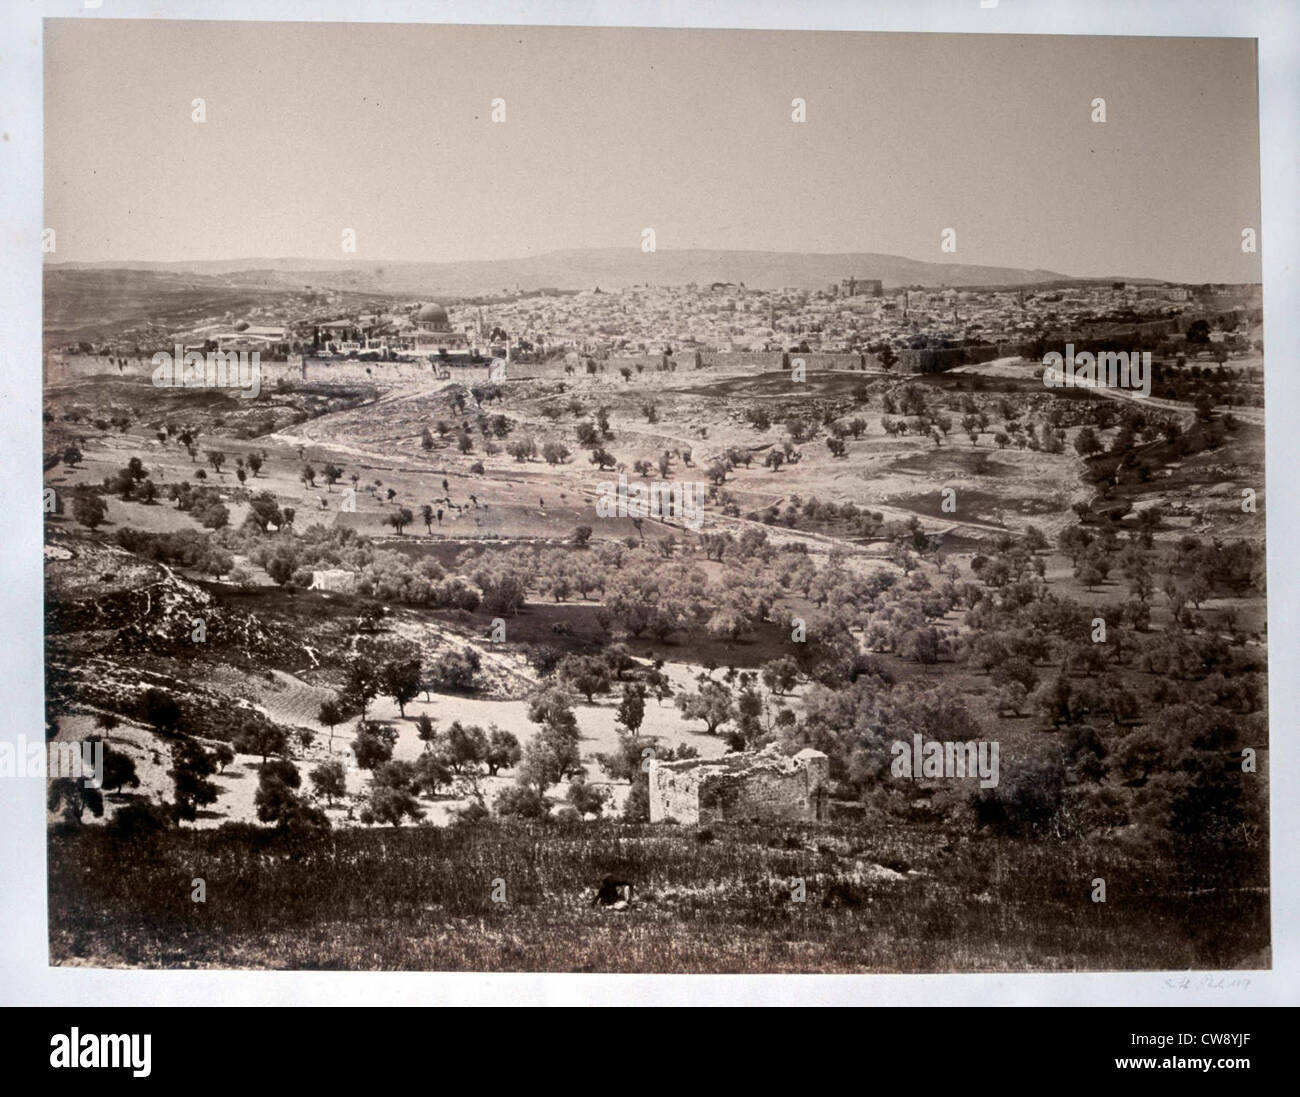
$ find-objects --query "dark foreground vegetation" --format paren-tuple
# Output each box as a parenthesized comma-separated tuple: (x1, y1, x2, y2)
(49, 820, 1267, 972)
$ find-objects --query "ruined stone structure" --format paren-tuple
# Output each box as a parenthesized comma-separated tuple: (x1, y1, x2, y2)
(310, 569, 356, 593)
(648, 746, 829, 825)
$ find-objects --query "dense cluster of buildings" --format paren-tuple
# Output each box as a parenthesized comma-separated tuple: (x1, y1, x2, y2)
(63, 278, 1261, 367)
(177, 301, 501, 361)
(447, 279, 1259, 361)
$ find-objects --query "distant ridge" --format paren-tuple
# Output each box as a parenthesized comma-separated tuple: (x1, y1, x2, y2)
(46, 247, 1098, 296)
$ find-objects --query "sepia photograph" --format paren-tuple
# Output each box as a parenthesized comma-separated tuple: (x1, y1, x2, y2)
(36, 17, 1269, 975)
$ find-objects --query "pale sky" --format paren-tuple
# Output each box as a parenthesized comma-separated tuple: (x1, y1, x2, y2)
(44, 20, 1262, 282)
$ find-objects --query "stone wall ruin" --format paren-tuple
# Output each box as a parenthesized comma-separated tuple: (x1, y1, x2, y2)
(648, 746, 829, 825)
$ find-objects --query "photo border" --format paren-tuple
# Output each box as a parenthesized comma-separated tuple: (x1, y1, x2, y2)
(3, 0, 1296, 1007)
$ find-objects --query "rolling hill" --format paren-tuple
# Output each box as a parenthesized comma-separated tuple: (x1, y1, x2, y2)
(48, 247, 1081, 301)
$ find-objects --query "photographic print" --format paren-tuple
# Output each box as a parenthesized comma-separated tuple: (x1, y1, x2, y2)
(39, 20, 1267, 972)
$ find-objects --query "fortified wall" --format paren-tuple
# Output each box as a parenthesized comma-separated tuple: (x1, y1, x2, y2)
(648, 746, 829, 825)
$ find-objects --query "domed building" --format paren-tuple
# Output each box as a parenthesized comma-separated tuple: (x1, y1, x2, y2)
(415, 302, 452, 332)
(408, 301, 468, 354)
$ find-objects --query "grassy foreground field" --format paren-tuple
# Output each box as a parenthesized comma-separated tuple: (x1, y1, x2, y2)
(48, 822, 1267, 972)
